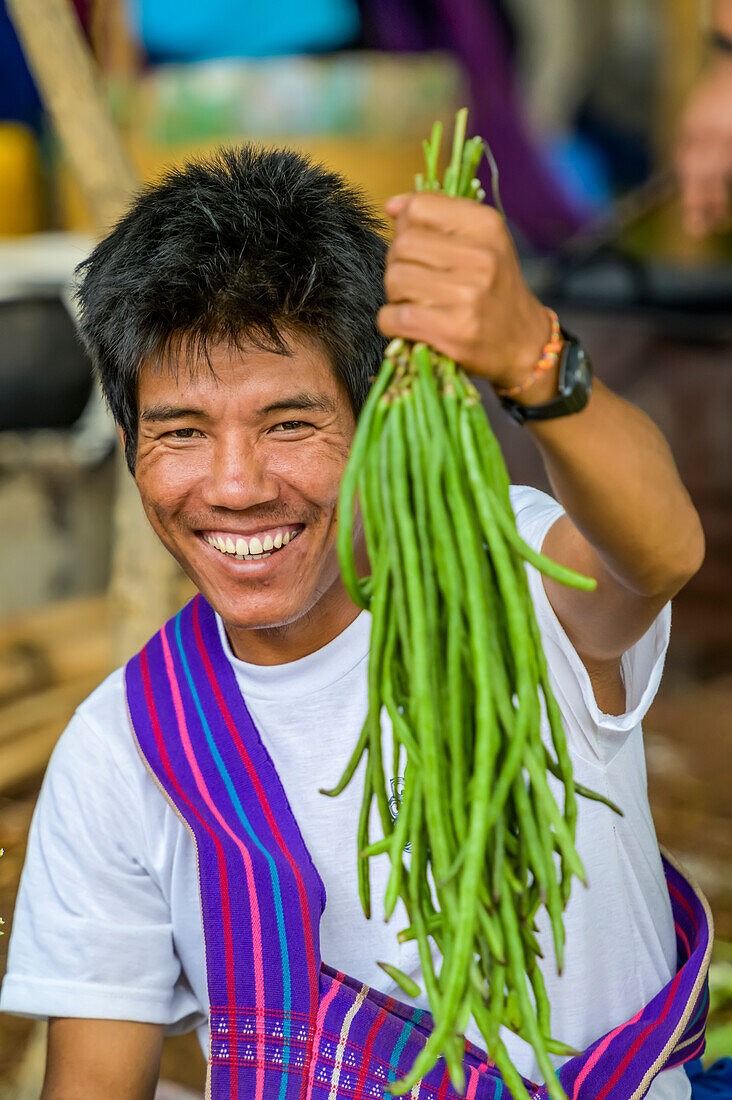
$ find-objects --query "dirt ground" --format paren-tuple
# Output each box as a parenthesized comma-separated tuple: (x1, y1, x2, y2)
(0, 676, 730, 1095)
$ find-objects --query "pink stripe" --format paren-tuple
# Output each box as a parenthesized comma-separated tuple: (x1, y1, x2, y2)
(667, 881, 699, 937)
(571, 1003, 646, 1100)
(596, 970, 683, 1100)
(305, 973, 342, 1099)
(160, 624, 267, 1100)
(437, 1063, 450, 1099)
(354, 998, 396, 1100)
(140, 648, 239, 1092)
(674, 919, 691, 959)
(466, 1066, 480, 1100)
(191, 594, 322, 1080)
(679, 1036, 705, 1063)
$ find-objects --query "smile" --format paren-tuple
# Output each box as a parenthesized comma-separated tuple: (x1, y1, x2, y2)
(200, 525, 303, 562)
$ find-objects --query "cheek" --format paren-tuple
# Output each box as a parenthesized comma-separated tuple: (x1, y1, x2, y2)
(136, 446, 205, 499)
(273, 445, 349, 509)
(135, 450, 203, 512)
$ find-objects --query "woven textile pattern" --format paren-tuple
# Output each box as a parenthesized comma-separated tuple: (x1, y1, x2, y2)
(125, 596, 712, 1100)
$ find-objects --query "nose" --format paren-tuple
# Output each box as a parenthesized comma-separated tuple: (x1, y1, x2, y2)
(201, 434, 280, 512)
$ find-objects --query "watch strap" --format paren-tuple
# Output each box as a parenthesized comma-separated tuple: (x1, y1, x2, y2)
(498, 331, 594, 426)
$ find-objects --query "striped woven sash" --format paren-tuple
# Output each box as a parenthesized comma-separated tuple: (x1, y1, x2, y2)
(125, 595, 713, 1100)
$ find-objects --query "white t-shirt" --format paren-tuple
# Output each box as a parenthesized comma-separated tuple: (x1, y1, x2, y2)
(0, 486, 688, 1100)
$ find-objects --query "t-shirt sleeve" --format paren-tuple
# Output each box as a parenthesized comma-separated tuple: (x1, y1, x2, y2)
(0, 702, 191, 1026)
(509, 484, 671, 765)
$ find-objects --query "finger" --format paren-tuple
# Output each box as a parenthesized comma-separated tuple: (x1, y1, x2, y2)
(377, 302, 457, 351)
(384, 259, 476, 308)
(385, 193, 411, 217)
(391, 190, 505, 246)
(388, 225, 496, 278)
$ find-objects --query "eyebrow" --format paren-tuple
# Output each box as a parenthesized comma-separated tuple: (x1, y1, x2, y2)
(257, 392, 336, 416)
(139, 392, 336, 423)
(139, 404, 207, 423)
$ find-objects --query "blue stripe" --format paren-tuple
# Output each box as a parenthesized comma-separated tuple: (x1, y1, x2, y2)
(173, 612, 292, 1099)
(685, 984, 709, 1036)
(386, 1008, 422, 1095)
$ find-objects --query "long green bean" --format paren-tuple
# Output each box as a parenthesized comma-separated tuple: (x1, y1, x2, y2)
(330, 108, 618, 1100)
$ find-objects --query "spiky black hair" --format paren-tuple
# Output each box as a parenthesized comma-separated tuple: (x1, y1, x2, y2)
(75, 145, 389, 472)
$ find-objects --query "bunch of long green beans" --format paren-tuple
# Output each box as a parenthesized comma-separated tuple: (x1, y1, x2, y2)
(324, 109, 621, 1100)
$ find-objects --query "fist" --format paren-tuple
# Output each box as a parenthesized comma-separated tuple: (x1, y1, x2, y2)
(378, 191, 552, 391)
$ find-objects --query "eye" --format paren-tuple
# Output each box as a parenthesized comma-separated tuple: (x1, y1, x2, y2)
(272, 420, 311, 432)
(166, 427, 203, 439)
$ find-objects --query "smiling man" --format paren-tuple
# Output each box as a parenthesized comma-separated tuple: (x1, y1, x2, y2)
(134, 340, 362, 664)
(0, 146, 708, 1100)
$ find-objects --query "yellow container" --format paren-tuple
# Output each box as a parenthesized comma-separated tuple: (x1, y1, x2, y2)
(0, 122, 43, 235)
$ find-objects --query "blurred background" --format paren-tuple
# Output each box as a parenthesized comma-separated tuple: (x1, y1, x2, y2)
(0, 0, 730, 1095)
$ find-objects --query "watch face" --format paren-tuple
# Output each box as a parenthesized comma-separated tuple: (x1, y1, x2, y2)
(560, 339, 592, 401)
(499, 336, 593, 424)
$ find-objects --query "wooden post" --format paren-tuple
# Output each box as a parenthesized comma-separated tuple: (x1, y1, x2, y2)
(6, 0, 187, 662)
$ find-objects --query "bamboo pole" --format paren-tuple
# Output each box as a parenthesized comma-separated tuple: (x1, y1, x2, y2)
(6, 0, 186, 662)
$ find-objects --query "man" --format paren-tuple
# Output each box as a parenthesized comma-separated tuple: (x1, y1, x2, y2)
(0, 145, 706, 1100)
(675, 0, 732, 238)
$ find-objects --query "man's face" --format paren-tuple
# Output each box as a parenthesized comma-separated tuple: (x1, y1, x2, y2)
(133, 336, 364, 661)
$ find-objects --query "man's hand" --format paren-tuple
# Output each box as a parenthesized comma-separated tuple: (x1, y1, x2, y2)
(377, 192, 705, 714)
(378, 192, 553, 397)
(675, 54, 732, 237)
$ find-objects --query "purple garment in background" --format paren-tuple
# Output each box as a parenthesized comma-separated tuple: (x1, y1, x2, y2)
(359, 0, 586, 251)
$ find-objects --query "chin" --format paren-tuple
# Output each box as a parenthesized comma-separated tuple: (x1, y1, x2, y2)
(203, 584, 311, 634)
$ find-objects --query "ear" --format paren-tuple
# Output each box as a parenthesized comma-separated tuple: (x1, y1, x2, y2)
(117, 425, 126, 449)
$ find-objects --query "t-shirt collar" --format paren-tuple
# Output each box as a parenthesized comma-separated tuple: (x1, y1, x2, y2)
(215, 608, 371, 700)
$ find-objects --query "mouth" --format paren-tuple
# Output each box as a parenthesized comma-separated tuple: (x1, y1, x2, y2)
(198, 523, 304, 563)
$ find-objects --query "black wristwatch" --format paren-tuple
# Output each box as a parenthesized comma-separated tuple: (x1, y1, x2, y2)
(498, 329, 594, 426)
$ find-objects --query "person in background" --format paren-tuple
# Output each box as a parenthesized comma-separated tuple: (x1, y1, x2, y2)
(675, 0, 732, 237)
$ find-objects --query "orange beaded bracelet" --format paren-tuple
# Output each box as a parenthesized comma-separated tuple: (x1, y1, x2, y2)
(494, 309, 563, 399)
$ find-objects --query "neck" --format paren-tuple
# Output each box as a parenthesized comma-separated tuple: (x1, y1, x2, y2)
(222, 590, 363, 665)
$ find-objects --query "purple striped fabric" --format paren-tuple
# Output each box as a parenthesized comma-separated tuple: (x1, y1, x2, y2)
(125, 595, 713, 1100)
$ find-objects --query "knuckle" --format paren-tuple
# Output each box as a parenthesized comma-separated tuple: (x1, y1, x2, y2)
(397, 303, 416, 329)
(376, 304, 397, 334)
(464, 280, 485, 308)
(478, 249, 498, 281)
(383, 264, 399, 295)
(407, 192, 438, 225)
(461, 308, 483, 347)
(388, 230, 413, 261)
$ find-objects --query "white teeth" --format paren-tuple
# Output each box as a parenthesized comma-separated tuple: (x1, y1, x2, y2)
(207, 529, 299, 558)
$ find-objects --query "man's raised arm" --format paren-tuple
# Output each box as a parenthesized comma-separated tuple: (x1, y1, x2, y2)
(377, 191, 705, 709)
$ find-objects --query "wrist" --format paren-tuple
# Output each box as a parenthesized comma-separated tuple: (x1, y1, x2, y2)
(513, 357, 561, 406)
(493, 306, 562, 403)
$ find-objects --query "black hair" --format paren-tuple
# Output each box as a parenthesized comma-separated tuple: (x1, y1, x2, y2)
(74, 144, 389, 472)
